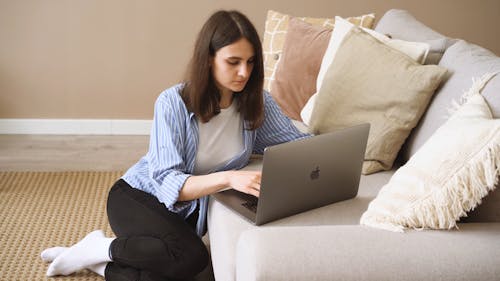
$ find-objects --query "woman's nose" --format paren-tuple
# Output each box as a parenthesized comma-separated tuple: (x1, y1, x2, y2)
(238, 64, 249, 78)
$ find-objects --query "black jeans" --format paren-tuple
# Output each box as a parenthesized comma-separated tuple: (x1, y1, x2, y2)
(104, 179, 209, 281)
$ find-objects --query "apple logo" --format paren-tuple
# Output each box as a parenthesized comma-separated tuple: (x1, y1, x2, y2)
(310, 166, 320, 180)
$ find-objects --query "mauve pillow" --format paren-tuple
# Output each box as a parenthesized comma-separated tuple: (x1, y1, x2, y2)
(270, 17, 331, 121)
(263, 10, 375, 92)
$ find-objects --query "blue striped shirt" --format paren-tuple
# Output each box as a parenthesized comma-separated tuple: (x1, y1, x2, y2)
(122, 83, 311, 236)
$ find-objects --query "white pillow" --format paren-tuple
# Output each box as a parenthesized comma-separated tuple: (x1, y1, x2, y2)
(301, 16, 430, 125)
(360, 73, 500, 232)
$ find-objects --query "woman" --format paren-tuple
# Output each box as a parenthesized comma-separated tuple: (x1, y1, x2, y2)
(41, 10, 310, 280)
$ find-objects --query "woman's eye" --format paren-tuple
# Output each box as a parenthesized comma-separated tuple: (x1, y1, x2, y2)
(228, 61, 239, 65)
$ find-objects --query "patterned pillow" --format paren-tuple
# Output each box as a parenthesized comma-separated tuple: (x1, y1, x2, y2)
(262, 10, 375, 91)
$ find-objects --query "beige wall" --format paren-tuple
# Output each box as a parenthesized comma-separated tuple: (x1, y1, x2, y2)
(1, 0, 499, 119)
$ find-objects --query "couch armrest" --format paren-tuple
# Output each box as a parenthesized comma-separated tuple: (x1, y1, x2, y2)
(236, 224, 500, 281)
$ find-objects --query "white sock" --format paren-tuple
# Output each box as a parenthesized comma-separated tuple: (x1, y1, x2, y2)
(41, 246, 67, 263)
(46, 230, 114, 276)
(87, 263, 108, 277)
(41, 246, 107, 276)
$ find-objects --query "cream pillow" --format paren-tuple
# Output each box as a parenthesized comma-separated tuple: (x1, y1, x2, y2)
(262, 10, 375, 91)
(317, 16, 430, 92)
(360, 73, 500, 232)
(308, 26, 447, 174)
(301, 16, 430, 125)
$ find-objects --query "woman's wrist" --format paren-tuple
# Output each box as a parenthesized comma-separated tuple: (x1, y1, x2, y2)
(217, 170, 232, 189)
(179, 171, 232, 201)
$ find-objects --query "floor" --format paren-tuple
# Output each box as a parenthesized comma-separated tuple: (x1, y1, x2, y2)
(0, 134, 215, 281)
(0, 135, 149, 171)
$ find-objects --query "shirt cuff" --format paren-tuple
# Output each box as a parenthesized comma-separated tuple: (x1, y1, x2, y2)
(154, 172, 191, 212)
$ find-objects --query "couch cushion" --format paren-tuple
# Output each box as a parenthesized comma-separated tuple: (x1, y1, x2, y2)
(374, 9, 456, 64)
(208, 156, 395, 281)
(236, 224, 500, 281)
(402, 40, 500, 160)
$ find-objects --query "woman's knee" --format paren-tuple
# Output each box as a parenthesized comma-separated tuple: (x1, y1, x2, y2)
(105, 262, 172, 281)
(160, 234, 209, 279)
(111, 234, 208, 279)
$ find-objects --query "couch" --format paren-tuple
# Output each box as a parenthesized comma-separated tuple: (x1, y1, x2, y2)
(207, 9, 500, 281)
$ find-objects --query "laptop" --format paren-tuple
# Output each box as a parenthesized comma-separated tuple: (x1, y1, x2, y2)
(212, 123, 370, 225)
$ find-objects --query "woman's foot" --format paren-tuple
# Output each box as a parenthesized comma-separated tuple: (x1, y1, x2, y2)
(41, 246, 67, 262)
(41, 245, 107, 277)
(45, 230, 114, 276)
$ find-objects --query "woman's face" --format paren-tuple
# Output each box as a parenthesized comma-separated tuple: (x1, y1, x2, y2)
(211, 38, 255, 95)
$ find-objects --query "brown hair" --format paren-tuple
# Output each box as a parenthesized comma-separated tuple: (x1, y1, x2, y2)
(181, 10, 264, 130)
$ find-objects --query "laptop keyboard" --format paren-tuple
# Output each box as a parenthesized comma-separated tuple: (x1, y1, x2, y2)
(241, 196, 258, 213)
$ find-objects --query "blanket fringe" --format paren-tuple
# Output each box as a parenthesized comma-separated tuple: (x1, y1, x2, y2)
(361, 140, 499, 232)
(402, 138, 500, 230)
(447, 72, 498, 117)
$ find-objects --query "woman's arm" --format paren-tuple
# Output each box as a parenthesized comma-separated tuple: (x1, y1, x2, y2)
(141, 89, 195, 211)
(178, 170, 262, 201)
(253, 92, 312, 154)
(147, 87, 262, 210)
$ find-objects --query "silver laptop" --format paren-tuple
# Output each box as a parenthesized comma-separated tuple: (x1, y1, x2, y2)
(212, 123, 370, 225)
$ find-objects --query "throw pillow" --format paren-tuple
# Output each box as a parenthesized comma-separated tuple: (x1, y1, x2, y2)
(262, 10, 375, 91)
(308, 26, 447, 174)
(317, 16, 430, 93)
(360, 73, 500, 232)
(374, 9, 456, 65)
(270, 18, 331, 121)
(301, 16, 431, 125)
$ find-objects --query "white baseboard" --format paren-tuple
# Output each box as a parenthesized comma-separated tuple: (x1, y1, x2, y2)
(0, 119, 152, 135)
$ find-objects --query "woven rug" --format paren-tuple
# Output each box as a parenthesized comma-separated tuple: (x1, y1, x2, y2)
(0, 171, 122, 281)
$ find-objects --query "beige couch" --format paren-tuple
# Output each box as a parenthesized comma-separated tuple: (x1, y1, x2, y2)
(207, 10, 500, 281)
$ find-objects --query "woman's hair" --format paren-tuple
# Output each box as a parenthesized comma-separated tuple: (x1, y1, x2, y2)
(181, 10, 264, 130)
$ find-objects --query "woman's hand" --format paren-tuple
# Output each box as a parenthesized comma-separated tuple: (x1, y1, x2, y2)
(225, 170, 261, 197)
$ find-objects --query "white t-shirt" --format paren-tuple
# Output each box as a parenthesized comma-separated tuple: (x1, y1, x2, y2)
(193, 101, 244, 175)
